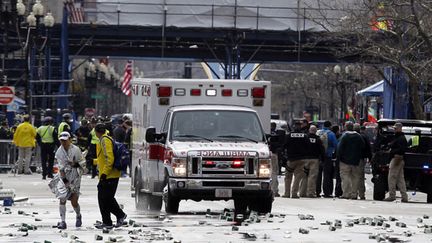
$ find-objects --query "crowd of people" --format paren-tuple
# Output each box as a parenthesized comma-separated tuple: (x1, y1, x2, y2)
(0, 113, 131, 229)
(270, 119, 408, 202)
(1, 113, 132, 179)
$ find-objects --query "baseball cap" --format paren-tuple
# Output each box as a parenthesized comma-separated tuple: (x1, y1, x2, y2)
(59, 131, 71, 141)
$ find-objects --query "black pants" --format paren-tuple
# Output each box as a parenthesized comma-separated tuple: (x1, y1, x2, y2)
(40, 143, 55, 177)
(322, 156, 335, 197)
(317, 157, 343, 197)
(97, 178, 125, 225)
(316, 161, 324, 196)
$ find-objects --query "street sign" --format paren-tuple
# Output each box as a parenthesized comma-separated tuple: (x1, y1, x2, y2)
(91, 93, 105, 99)
(0, 86, 15, 105)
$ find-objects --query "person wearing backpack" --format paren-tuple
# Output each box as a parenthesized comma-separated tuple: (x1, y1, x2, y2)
(94, 123, 127, 229)
(36, 117, 57, 180)
(316, 121, 339, 198)
(112, 118, 132, 177)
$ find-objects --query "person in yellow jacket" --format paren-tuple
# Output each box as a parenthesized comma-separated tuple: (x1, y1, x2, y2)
(94, 123, 127, 229)
(13, 115, 37, 174)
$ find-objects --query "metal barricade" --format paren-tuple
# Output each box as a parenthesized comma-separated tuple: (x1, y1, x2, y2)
(0, 140, 41, 172)
(32, 145, 42, 172)
(0, 139, 17, 170)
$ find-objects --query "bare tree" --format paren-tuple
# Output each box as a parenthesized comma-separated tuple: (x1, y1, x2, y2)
(305, 0, 432, 119)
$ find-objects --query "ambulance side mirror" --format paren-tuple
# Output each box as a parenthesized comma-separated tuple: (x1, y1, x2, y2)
(145, 127, 157, 143)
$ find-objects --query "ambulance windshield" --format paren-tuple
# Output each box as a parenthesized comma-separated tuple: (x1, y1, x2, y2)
(170, 110, 265, 142)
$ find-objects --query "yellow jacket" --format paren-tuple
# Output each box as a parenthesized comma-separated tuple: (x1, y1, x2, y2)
(13, 122, 37, 147)
(96, 135, 121, 179)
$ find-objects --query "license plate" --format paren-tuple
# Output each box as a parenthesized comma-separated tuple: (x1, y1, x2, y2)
(215, 189, 232, 198)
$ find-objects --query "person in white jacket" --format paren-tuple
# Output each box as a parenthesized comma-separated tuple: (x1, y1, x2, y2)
(55, 131, 86, 229)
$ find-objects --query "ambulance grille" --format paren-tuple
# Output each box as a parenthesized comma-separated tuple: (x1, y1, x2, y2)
(189, 155, 257, 177)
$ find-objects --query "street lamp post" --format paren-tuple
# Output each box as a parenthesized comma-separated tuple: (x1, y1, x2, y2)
(333, 64, 344, 122)
(333, 64, 353, 123)
(25, 11, 37, 115)
(43, 12, 54, 108)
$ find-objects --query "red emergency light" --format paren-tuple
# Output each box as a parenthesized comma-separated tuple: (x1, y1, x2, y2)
(252, 87, 265, 98)
(203, 160, 215, 168)
(158, 86, 172, 97)
(231, 160, 244, 168)
(190, 89, 201, 96)
(221, 89, 232, 97)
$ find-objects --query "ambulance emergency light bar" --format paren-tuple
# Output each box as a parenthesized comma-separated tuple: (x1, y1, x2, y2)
(156, 85, 266, 106)
(157, 86, 265, 98)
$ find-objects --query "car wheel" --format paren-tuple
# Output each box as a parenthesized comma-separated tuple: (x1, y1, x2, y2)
(164, 189, 180, 214)
(257, 195, 273, 214)
(234, 199, 248, 214)
(249, 195, 273, 214)
(427, 179, 432, 204)
(135, 181, 149, 210)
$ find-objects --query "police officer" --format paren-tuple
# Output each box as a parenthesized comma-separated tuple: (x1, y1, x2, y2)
(408, 129, 421, 152)
(75, 119, 90, 152)
(58, 113, 73, 135)
(283, 120, 311, 198)
(36, 117, 57, 179)
(269, 122, 282, 197)
(0, 120, 12, 139)
(87, 118, 99, 178)
(384, 122, 408, 202)
(300, 125, 325, 198)
(0, 120, 12, 165)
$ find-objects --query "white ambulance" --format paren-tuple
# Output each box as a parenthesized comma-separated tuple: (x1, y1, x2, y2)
(131, 78, 273, 214)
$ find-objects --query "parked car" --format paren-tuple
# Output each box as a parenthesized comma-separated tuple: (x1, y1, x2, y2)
(371, 119, 432, 203)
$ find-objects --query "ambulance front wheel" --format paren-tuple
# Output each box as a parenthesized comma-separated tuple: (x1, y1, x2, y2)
(164, 190, 180, 214)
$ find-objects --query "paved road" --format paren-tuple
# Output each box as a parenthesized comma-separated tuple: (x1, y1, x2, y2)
(0, 173, 431, 242)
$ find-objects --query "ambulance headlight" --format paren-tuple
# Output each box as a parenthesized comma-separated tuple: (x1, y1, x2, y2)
(258, 159, 271, 178)
(172, 158, 187, 176)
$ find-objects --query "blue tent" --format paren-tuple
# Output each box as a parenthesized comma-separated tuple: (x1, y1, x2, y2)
(356, 80, 384, 97)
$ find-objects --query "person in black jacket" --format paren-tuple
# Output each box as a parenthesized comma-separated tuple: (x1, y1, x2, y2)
(283, 121, 311, 198)
(75, 119, 90, 152)
(0, 120, 12, 139)
(300, 125, 325, 198)
(384, 122, 408, 202)
(355, 124, 372, 200)
(112, 118, 132, 177)
(270, 122, 280, 197)
(0, 120, 12, 166)
(337, 122, 365, 199)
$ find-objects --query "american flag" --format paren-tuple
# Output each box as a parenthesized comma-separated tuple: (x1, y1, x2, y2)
(65, 0, 85, 24)
(121, 61, 133, 96)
